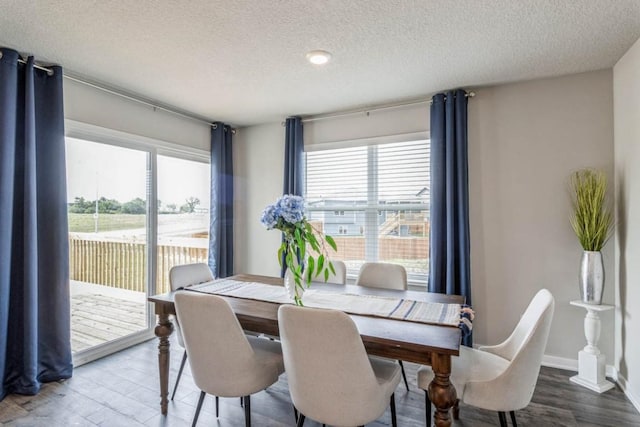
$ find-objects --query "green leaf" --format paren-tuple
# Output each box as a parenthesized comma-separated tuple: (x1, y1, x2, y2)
(324, 268, 329, 282)
(277, 245, 284, 267)
(316, 254, 325, 276)
(306, 263, 313, 284)
(325, 235, 337, 251)
(328, 261, 336, 275)
(308, 235, 320, 252)
(306, 257, 315, 283)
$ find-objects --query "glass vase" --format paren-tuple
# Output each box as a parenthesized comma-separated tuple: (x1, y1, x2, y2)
(284, 269, 304, 304)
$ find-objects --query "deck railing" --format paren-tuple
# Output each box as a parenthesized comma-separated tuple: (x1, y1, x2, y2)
(69, 234, 428, 294)
(69, 236, 207, 294)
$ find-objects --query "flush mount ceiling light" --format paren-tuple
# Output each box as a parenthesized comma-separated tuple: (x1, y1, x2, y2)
(306, 50, 332, 65)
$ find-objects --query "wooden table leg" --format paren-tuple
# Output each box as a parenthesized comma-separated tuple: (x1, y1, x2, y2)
(428, 353, 457, 427)
(155, 312, 174, 415)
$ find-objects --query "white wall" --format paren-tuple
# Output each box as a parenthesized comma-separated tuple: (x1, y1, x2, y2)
(64, 78, 210, 150)
(234, 70, 615, 362)
(234, 122, 286, 276)
(614, 36, 640, 409)
(469, 70, 614, 361)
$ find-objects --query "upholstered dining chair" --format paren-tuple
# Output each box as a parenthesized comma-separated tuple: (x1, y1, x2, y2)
(325, 260, 347, 284)
(355, 262, 410, 391)
(278, 305, 400, 427)
(418, 289, 555, 427)
(168, 263, 214, 400)
(175, 291, 284, 427)
(355, 262, 407, 290)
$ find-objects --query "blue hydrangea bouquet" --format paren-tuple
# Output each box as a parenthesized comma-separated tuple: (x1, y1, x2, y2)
(260, 194, 337, 305)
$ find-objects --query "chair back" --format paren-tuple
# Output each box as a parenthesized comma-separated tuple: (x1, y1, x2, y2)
(278, 305, 386, 425)
(466, 289, 555, 411)
(325, 260, 347, 284)
(169, 263, 214, 291)
(169, 263, 214, 348)
(355, 262, 407, 290)
(174, 292, 261, 397)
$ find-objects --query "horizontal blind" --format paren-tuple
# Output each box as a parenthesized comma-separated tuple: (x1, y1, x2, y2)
(305, 139, 430, 284)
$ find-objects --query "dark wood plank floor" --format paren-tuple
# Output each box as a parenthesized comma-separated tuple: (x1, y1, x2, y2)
(0, 336, 638, 426)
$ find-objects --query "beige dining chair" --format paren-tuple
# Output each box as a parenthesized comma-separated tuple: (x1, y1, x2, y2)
(168, 263, 214, 400)
(278, 305, 400, 427)
(355, 262, 407, 290)
(418, 289, 555, 427)
(325, 260, 347, 284)
(355, 262, 410, 391)
(175, 291, 284, 427)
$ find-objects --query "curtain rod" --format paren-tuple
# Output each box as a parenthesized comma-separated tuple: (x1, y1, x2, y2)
(8, 54, 236, 133)
(282, 91, 475, 126)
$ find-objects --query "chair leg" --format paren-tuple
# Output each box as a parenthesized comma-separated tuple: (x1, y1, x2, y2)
(498, 411, 507, 427)
(296, 413, 305, 427)
(215, 396, 219, 418)
(425, 390, 432, 427)
(244, 395, 251, 427)
(398, 360, 410, 391)
(192, 391, 206, 427)
(510, 411, 518, 427)
(390, 393, 397, 427)
(453, 398, 460, 420)
(171, 350, 188, 400)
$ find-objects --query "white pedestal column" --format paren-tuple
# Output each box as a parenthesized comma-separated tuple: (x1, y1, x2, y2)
(569, 300, 615, 393)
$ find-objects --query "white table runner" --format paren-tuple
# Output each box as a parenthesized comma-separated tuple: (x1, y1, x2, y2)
(187, 278, 461, 327)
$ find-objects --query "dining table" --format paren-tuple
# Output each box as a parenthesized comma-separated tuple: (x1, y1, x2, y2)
(147, 273, 464, 427)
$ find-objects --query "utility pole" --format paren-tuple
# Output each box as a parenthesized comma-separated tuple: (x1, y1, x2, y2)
(94, 173, 99, 233)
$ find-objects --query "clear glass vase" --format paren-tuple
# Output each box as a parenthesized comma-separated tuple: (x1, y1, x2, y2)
(284, 270, 304, 305)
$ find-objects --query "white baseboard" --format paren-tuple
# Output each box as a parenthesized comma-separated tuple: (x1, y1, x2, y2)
(541, 354, 640, 414)
(541, 354, 617, 379)
(616, 373, 640, 414)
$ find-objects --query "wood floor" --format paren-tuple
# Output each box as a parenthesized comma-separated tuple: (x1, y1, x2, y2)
(71, 294, 146, 352)
(0, 336, 638, 427)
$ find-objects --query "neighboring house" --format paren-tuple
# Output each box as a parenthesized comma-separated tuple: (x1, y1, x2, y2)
(307, 199, 429, 237)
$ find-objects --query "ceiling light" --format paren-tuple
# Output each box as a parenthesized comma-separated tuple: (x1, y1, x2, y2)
(306, 50, 332, 65)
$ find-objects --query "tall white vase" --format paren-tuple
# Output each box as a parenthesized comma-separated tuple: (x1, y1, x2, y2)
(579, 251, 604, 305)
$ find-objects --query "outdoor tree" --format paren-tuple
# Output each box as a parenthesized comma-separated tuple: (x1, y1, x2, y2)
(121, 197, 146, 214)
(97, 197, 121, 214)
(69, 197, 92, 213)
(180, 196, 200, 213)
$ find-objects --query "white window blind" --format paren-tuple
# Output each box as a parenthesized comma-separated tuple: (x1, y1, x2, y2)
(305, 139, 430, 284)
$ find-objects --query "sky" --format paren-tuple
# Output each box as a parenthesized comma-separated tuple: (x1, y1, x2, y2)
(65, 137, 210, 208)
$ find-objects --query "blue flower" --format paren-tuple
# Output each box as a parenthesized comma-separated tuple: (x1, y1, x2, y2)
(276, 195, 305, 224)
(260, 203, 279, 229)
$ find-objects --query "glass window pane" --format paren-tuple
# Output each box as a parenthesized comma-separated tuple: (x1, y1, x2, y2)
(66, 138, 149, 353)
(156, 155, 210, 293)
(306, 139, 430, 284)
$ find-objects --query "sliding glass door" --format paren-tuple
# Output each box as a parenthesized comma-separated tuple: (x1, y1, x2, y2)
(65, 124, 211, 364)
(66, 138, 151, 355)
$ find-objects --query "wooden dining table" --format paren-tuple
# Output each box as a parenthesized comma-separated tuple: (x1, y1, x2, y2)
(147, 273, 464, 427)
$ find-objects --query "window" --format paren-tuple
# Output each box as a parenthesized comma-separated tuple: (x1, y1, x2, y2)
(305, 139, 429, 284)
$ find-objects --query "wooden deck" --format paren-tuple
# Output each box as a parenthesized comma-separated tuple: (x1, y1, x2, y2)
(71, 293, 147, 352)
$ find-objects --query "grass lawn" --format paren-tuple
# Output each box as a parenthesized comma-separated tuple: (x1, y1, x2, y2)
(68, 213, 146, 232)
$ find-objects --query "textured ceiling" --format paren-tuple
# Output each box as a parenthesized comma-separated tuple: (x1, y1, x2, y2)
(1, 1, 639, 126)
